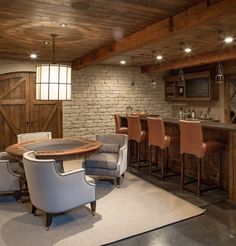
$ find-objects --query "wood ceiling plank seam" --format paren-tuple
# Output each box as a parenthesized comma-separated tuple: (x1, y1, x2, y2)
(92, 3, 169, 15)
(74, 0, 189, 16)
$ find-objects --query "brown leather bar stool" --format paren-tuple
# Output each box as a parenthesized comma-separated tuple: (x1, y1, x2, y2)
(114, 114, 128, 134)
(147, 117, 179, 180)
(179, 120, 224, 196)
(127, 115, 147, 168)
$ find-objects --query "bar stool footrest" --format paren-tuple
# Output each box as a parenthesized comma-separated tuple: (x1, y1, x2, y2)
(129, 161, 149, 169)
(183, 180, 222, 195)
(151, 168, 180, 180)
(183, 179, 198, 185)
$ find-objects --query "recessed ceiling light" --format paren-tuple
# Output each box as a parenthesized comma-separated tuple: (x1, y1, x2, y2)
(59, 23, 67, 27)
(120, 60, 126, 65)
(184, 48, 192, 53)
(43, 41, 49, 45)
(224, 36, 233, 43)
(156, 55, 163, 60)
(30, 53, 37, 59)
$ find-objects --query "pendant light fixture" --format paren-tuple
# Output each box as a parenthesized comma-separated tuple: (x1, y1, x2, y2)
(178, 42, 185, 86)
(130, 56, 135, 86)
(215, 31, 224, 84)
(151, 51, 157, 89)
(36, 34, 71, 100)
(178, 68, 185, 86)
(215, 61, 224, 83)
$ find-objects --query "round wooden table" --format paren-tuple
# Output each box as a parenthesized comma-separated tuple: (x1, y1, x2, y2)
(6, 138, 102, 161)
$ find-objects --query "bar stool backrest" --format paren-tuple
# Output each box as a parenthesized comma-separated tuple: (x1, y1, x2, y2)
(147, 117, 165, 148)
(179, 120, 204, 157)
(114, 114, 122, 133)
(127, 116, 141, 142)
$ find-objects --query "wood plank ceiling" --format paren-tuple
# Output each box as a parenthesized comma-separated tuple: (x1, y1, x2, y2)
(0, 0, 235, 72)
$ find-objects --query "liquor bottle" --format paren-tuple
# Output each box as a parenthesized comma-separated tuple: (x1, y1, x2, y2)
(188, 108, 191, 118)
(179, 107, 183, 118)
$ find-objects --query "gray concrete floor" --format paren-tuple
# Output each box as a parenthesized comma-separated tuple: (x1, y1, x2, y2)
(107, 167, 236, 246)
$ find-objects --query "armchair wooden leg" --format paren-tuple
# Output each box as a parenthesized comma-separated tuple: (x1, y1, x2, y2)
(14, 190, 21, 202)
(116, 177, 121, 187)
(121, 173, 125, 178)
(46, 213, 53, 231)
(90, 201, 96, 215)
(31, 205, 37, 216)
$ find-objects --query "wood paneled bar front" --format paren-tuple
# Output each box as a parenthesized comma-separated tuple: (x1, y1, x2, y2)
(122, 115, 236, 203)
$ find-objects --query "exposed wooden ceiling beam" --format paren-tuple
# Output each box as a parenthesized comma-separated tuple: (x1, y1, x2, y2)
(141, 47, 236, 73)
(72, 0, 236, 70)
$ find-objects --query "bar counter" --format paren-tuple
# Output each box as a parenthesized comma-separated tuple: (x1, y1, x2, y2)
(163, 117, 236, 131)
(122, 115, 236, 203)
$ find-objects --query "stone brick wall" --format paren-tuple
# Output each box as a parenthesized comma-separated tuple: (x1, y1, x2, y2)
(63, 65, 172, 138)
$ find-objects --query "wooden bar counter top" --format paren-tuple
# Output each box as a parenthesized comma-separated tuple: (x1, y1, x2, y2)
(122, 115, 236, 203)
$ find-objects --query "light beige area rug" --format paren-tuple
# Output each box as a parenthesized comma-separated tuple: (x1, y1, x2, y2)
(0, 172, 205, 246)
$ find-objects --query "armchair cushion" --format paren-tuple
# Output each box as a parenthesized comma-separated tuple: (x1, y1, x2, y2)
(85, 153, 118, 170)
(83, 134, 128, 184)
(99, 143, 119, 153)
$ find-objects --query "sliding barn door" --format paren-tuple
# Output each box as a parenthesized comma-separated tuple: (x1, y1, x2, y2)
(29, 73, 62, 138)
(0, 73, 30, 149)
(0, 72, 62, 150)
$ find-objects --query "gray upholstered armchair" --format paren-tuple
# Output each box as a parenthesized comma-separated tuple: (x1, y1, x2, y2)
(0, 152, 21, 201)
(83, 134, 128, 187)
(17, 132, 52, 143)
(23, 151, 96, 230)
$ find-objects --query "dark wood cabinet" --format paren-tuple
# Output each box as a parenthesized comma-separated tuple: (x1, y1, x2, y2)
(0, 72, 62, 150)
(164, 71, 219, 101)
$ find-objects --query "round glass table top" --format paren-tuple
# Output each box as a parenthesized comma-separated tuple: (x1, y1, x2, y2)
(6, 138, 102, 160)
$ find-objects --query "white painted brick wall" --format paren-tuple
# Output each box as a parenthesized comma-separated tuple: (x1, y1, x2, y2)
(63, 65, 172, 138)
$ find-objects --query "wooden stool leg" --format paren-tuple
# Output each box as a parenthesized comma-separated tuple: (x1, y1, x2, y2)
(181, 153, 184, 190)
(135, 141, 138, 163)
(197, 158, 202, 196)
(155, 146, 158, 169)
(144, 141, 147, 162)
(149, 145, 152, 175)
(137, 142, 140, 169)
(161, 148, 164, 180)
(166, 147, 169, 172)
(219, 152, 223, 188)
